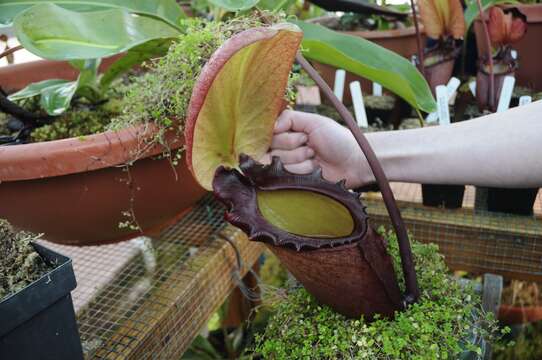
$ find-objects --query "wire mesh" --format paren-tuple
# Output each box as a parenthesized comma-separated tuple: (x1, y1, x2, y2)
(364, 183, 542, 281)
(39, 195, 264, 360)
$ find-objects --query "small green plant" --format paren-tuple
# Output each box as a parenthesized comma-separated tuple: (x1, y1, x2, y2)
(252, 231, 502, 359)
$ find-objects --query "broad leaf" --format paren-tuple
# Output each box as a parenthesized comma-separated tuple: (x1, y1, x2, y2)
(207, 0, 260, 11)
(0, 0, 185, 29)
(13, 4, 179, 60)
(257, 190, 354, 237)
(185, 24, 303, 190)
(39, 81, 79, 115)
(257, 0, 296, 11)
(292, 20, 436, 113)
(463, 0, 517, 32)
(8, 79, 72, 101)
(307, 0, 408, 18)
(100, 39, 172, 91)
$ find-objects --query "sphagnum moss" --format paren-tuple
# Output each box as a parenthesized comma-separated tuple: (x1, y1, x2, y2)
(0, 220, 50, 300)
(253, 230, 502, 360)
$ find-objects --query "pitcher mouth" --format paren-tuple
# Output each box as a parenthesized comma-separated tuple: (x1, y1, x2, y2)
(212, 154, 369, 251)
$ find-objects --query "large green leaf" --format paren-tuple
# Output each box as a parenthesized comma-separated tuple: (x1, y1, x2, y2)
(257, 190, 354, 237)
(0, 0, 185, 29)
(8, 79, 71, 101)
(463, 0, 517, 31)
(99, 38, 172, 91)
(39, 81, 79, 115)
(207, 0, 260, 11)
(13, 3, 180, 60)
(292, 20, 436, 113)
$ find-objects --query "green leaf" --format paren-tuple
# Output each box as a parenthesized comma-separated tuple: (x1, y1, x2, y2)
(207, 0, 260, 11)
(463, 0, 517, 31)
(291, 20, 436, 113)
(99, 38, 172, 91)
(257, 190, 354, 237)
(39, 81, 79, 115)
(13, 3, 180, 61)
(0, 0, 186, 29)
(8, 79, 72, 101)
(257, 0, 296, 11)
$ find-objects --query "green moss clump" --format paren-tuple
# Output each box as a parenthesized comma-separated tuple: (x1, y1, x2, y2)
(253, 231, 500, 359)
(30, 98, 123, 142)
(109, 15, 284, 134)
(0, 219, 50, 299)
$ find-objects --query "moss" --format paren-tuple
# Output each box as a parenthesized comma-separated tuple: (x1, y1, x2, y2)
(108, 14, 286, 136)
(364, 95, 395, 111)
(0, 219, 50, 300)
(30, 97, 123, 142)
(253, 230, 501, 359)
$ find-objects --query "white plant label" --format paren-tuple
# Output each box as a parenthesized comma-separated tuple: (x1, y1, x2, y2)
(350, 81, 369, 128)
(446, 77, 461, 105)
(519, 95, 532, 106)
(468, 81, 476, 97)
(425, 112, 438, 123)
(372, 82, 383, 96)
(496, 76, 515, 113)
(333, 69, 346, 103)
(436, 85, 450, 125)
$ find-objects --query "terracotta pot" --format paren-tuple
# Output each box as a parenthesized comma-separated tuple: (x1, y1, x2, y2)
(474, 4, 542, 91)
(0, 60, 206, 246)
(498, 305, 542, 325)
(312, 27, 425, 104)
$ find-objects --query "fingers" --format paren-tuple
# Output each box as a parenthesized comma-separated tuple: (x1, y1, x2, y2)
(269, 146, 314, 165)
(284, 159, 317, 174)
(271, 132, 308, 150)
(274, 109, 328, 134)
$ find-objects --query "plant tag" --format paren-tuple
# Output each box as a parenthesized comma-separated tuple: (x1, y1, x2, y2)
(350, 81, 368, 128)
(446, 77, 461, 105)
(469, 81, 476, 97)
(436, 85, 450, 125)
(496, 76, 515, 113)
(334, 69, 346, 103)
(426, 112, 438, 123)
(295, 85, 321, 106)
(519, 95, 532, 106)
(373, 82, 383, 96)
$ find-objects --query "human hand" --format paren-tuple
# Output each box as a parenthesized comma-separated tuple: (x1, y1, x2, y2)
(261, 110, 372, 188)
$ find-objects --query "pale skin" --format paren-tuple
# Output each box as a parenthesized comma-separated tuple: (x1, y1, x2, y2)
(262, 101, 542, 189)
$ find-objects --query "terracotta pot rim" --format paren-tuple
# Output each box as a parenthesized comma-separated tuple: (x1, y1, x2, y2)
(0, 122, 184, 181)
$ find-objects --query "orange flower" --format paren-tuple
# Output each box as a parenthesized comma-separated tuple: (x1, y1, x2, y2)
(418, 0, 465, 40)
(488, 7, 527, 47)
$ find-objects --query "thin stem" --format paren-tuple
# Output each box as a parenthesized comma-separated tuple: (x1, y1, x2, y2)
(296, 53, 420, 305)
(475, 0, 495, 110)
(409, 0, 425, 76)
(0, 45, 23, 62)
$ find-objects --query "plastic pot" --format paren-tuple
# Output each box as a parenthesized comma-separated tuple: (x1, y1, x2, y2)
(0, 60, 206, 246)
(421, 184, 465, 209)
(0, 243, 83, 360)
(486, 187, 538, 216)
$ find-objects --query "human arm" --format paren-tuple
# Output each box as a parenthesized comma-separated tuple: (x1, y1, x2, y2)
(265, 101, 542, 189)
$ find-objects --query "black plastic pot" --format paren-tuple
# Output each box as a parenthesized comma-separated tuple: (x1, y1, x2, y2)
(0, 243, 83, 360)
(422, 184, 465, 209)
(486, 187, 539, 216)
